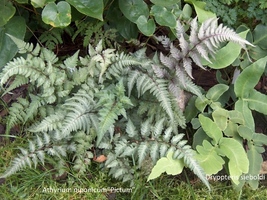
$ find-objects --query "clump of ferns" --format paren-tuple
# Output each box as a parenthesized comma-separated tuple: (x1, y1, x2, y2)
(153, 17, 252, 103)
(0, 17, 253, 187)
(72, 20, 118, 49)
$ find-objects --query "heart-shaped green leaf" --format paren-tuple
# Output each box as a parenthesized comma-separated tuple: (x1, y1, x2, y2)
(147, 151, 184, 181)
(250, 45, 267, 61)
(219, 138, 249, 185)
(0, 16, 26, 69)
(150, 0, 180, 7)
(119, 0, 149, 23)
(151, 5, 176, 28)
(206, 84, 229, 101)
(136, 16, 155, 36)
(235, 100, 254, 130)
(182, 4, 192, 19)
(31, 0, 54, 8)
(253, 24, 267, 49)
(247, 90, 267, 115)
(234, 56, 267, 98)
(106, 1, 138, 39)
(67, 0, 103, 21)
(42, 2, 71, 27)
(185, 0, 216, 23)
(199, 114, 223, 144)
(212, 108, 229, 131)
(195, 140, 224, 175)
(0, 0, 16, 26)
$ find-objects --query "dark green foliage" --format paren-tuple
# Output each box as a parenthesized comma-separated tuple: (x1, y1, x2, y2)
(203, 0, 267, 28)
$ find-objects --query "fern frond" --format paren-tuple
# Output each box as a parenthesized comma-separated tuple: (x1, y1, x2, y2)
(138, 142, 149, 167)
(170, 43, 182, 61)
(106, 51, 151, 81)
(97, 81, 133, 145)
(61, 90, 97, 138)
(156, 36, 171, 48)
(151, 79, 174, 122)
(183, 150, 210, 190)
(141, 119, 151, 137)
(6, 98, 29, 134)
(24, 94, 42, 122)
(159, 53, 175, 70)
(189, 17, 199, 46)
(181, 76, 203, 98)
(0, 133, 69, 179)
(62, 50, 80, 72)
(127, 70, 140, 96)
(179, 34, 190, 57)
(7, 34, 37, 54)
(152, 64, 169, 79)
(2, 75, 29, 96)
(189, 50, 205, 70)
(39, 28, 64, 50)
(28, 110, 66, 133)
(40, 48, 58, 64)
(73, 131, 95, 174)
(126, 119, 138, 138)
(195, 17, 253, 61)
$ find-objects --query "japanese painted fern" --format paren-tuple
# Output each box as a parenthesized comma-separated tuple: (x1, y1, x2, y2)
(0, 18, 251, 189)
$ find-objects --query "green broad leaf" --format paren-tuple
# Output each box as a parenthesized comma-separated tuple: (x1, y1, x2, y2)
(195, 140, 224, 175)
(228, 110, 244, 125)
(171, 4, 182, 18)
(224, 121, 241, 141)
(235, 100, 254, 130)
(209, 102, 222, 110)
(115, 16, 138, 40)
(136, 16, 155, 36)
(67, 0, 103, 21)
(42, 2, 71, 27)
(0, 16, 26, 69)
(182, 4, 192, 19)
(150, 0, 180, 7)
(31, 0, 54, 8)
(0, 0, 16, 26)
(191, 118, 200, 130)
(237, 125, 253, 140)
(185, 0, 216, 23)
(206, 31, 249, 69)
(212, 108, 229, 131)
(248, 144, 265, 154)
(199, 114, 223, 144)
(253, 24, 267, 49)
(192, 127, 211, 148)
(236, 25, 253, 43)
(245, 146, 263, 190)
(206, 84, 229, 101)
(250, 45, 267, 61)
(234, 56, 267, 98)
(219, 138, 249, 185)
(246, 90, 267, 115)
(184, 96, 198, 122)
(119, 0, 149, 23)
(195, 96, 209, 112)
(147, 152, 184, 181)
(252, 133, 267, 146)
(151, 5, 176, 28)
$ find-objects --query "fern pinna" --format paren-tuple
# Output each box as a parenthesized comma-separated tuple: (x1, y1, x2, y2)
(0, 18, 251, 188)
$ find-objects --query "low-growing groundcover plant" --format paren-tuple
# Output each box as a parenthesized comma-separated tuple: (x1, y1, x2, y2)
(0, 14, 260, 198)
